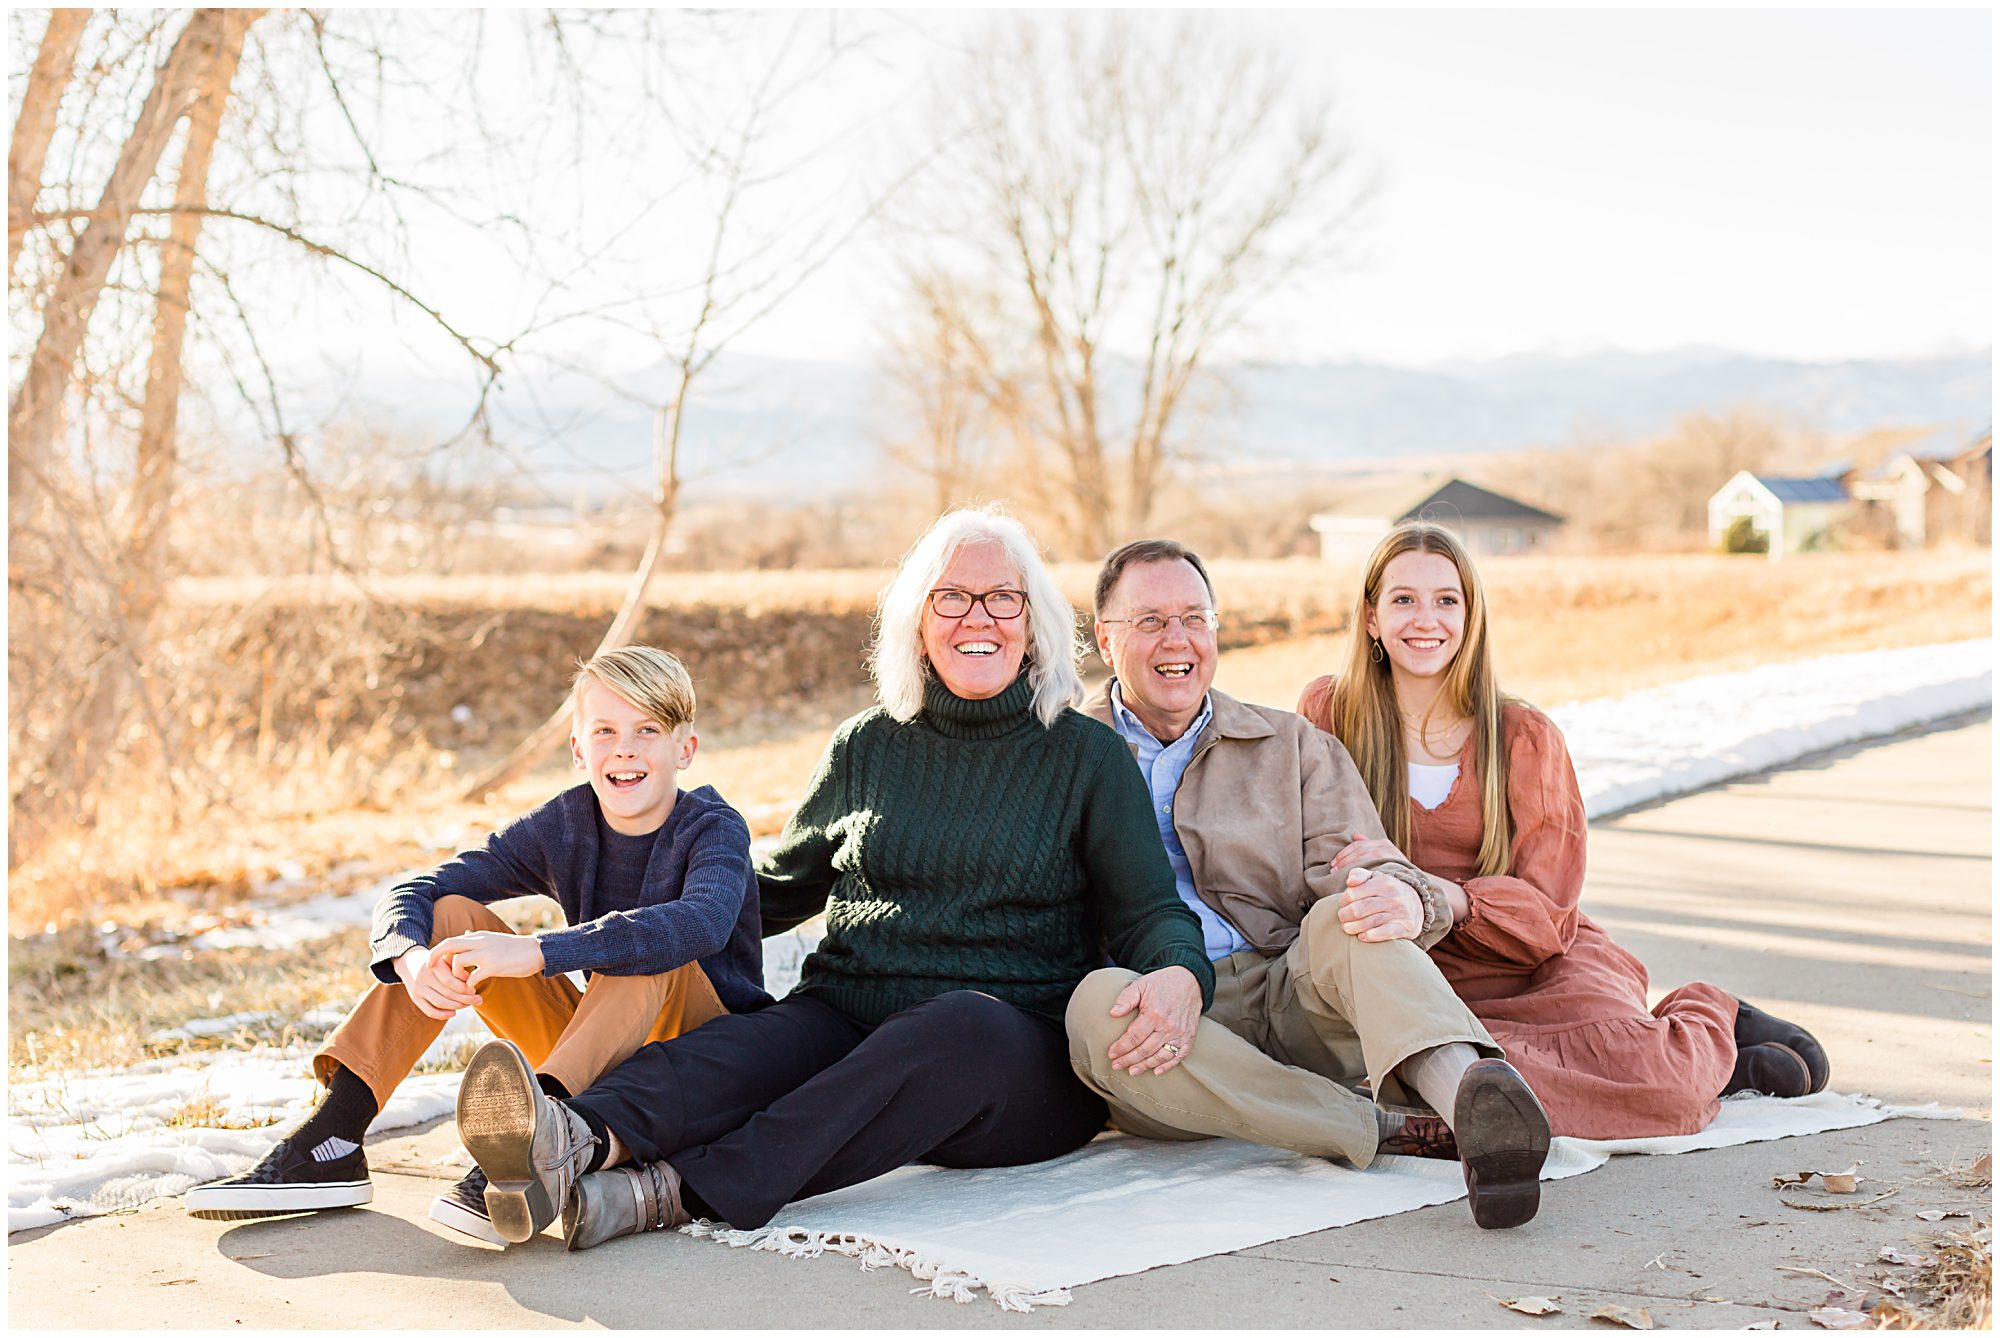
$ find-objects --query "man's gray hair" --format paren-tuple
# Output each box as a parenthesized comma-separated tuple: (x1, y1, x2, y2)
(871, 506, 1084, 728)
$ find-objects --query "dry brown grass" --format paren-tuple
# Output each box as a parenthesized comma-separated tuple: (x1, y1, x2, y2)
(1871, 1230, 1994, 1330)
(7, 927, 378, 1078)
(8, 548, 1987, 935)
(1216, 548, 1993, 710)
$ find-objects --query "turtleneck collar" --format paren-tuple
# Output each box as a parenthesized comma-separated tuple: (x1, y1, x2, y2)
(921, 671, 1037, 739)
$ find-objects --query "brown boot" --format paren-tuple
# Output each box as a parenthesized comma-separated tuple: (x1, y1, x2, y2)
(1378, 1113, 1459, 1160)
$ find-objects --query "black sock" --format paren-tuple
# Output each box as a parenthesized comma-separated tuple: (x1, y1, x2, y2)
(569, 1102, 612, 1173)
(678, 1174, 718, 1224)
(293, 1067, 379, 1153)
(537, 1072, 572, 1101)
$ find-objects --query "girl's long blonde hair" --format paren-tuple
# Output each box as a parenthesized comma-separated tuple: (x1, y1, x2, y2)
(1327, 523, 1513, 877)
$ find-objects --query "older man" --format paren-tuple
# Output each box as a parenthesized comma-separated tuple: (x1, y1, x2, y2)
(1067, 539, 1552, 1229)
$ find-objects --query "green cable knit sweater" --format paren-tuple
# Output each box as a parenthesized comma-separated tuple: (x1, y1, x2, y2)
(758, 673, 1216, 1027)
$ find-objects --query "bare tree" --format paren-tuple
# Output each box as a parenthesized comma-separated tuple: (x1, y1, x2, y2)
(463, 13, 888, 798)
(9, 9, 244, 527)
(888, 15, 1369, 556)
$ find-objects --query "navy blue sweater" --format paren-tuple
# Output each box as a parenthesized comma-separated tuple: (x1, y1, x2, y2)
(368, 783, 770, 1013)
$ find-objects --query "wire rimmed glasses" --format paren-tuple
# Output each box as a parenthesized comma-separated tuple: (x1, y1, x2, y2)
(1098, 610, 1220, 636)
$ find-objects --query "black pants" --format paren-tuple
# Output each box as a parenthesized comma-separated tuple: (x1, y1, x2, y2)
(567, 990, 1110, 1230)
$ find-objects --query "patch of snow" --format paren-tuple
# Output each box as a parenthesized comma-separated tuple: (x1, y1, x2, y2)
(7, 1044, 459, 1234)
(8, 639, 1988, 1233)
(1554, 639, 1990, 818)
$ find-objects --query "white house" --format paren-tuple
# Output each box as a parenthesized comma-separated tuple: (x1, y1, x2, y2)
(1706, 472, 1851, 559)
(1844, 428, 1993, 548)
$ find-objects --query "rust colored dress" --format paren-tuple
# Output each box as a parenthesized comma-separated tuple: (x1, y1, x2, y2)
(1299, 680, 1739, 1139)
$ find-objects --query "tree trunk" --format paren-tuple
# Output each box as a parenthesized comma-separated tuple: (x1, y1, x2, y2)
(130, 9, 259, 595)
(23, 9, 261, 841)
(8, 8, 231, 529)
(7, 8, 90, 285)
(462, 397, 684, 800)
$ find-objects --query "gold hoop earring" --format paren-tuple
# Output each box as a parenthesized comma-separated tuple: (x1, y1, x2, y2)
(1369, 638, 1384, 664)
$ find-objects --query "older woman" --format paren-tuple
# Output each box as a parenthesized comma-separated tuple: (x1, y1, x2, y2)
(1299, 522, 1830, 1140)
(452, 507, 1214, 1248)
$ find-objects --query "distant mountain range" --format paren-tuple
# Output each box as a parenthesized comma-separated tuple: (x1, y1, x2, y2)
(356, 347, 1992, 503)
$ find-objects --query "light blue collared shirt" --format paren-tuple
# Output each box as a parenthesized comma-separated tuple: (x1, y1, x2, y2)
(1108, 681, 1249, 962)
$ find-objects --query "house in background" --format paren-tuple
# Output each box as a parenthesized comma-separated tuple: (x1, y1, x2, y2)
(1706, 472, 1851, 558)
(1308, 476, 1565, 565)
(1843, 427, 1992, 548)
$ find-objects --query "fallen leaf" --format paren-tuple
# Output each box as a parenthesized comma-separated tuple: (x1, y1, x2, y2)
(1973, 1153, 1991, 1177)
(155, 1278, 197, 1287)
(1817, 1289, 1868, 1311)
(1590, 1303, 1654, 1329)
(1775, 1266, 1857, 1290)
(1744, 1322, 1781, 1331)
(1877, 1277, 1907, 1297)
(1492, 1294, 1563, 1316)
(1875, 1246, 1926, 1266)
(1915, 1208, 1970, 1222)
(1807, 1308, 1870, 1330)
(1774, 1167, 1861, 1194)
(1869, 1297, 1921, 1326)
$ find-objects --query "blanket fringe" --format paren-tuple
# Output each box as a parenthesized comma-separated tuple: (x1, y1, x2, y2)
(679, 1219, 1072, 1311)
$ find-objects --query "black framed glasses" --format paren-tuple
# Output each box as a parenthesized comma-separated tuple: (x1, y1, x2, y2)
(1099, 610, 1219, 636)
(929, 588, 1028, 620)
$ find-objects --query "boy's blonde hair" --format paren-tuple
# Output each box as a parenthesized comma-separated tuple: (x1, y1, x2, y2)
(570, 646, 696, 730)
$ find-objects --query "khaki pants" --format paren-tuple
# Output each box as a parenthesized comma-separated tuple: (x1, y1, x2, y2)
(315, 895, 726, 1109)
(1066, 896, 1498, 1168)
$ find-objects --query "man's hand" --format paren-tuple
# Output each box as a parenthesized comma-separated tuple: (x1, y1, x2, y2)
(1336, 868, 1424, 942)
(1103, 964, 1202, 1076)
(431, 931, 545, 989)
(1330, 833, 1408, 872)
(393, 944, 481, 1020)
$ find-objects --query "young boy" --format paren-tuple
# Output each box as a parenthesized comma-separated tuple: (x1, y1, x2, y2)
(185, 646, 767, 1243)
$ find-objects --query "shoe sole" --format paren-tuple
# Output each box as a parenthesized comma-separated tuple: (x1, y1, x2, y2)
(428, 1194, 510, 1247)
(1730, 1042, 1815, 1098)
(185, 1180, 371, 1219)
(1735, 1001, 1831, 1092)
(457, 1040, 549, 1244)
(1455, 1061, 1550, 1230)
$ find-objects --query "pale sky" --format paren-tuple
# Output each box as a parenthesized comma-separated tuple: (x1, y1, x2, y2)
(131, 7, 1989, 388)
(713, 8, 1992, 368)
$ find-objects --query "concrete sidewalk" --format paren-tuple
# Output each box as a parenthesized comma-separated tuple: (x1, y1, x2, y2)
(10, 719, 1992, 1329)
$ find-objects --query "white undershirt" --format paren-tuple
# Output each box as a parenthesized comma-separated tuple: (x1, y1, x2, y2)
(1408, 761, 1460, 811)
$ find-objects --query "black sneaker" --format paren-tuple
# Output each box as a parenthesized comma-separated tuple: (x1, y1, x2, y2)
(184, 1134, 372, 1219)
(428, 1166, 507, 1246)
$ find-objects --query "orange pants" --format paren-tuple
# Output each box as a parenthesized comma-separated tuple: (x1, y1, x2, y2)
(315, 894, 725, 1108)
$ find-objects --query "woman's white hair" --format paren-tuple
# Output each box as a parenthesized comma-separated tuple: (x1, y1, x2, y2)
(871, 506, 1084, 728)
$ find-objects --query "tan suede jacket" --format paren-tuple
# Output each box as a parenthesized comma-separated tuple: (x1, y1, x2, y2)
(1083, 681, 1447, 954)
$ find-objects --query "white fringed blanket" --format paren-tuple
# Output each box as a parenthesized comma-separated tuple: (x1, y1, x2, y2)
(681, 1092, 1957, 1311)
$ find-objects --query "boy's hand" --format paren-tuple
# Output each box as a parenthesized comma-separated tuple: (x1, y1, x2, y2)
(432, 931, 545, 988)
(394, 945, 481, 1020)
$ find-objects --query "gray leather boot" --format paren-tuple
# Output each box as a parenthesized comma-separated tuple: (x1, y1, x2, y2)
(457, 1039, 601, 1244)
(562, 1161, 692, 1252)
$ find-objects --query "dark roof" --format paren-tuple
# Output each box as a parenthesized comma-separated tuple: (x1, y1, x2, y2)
(1752, 475, 1850, 503)
(1400, 478, 1565, 527)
